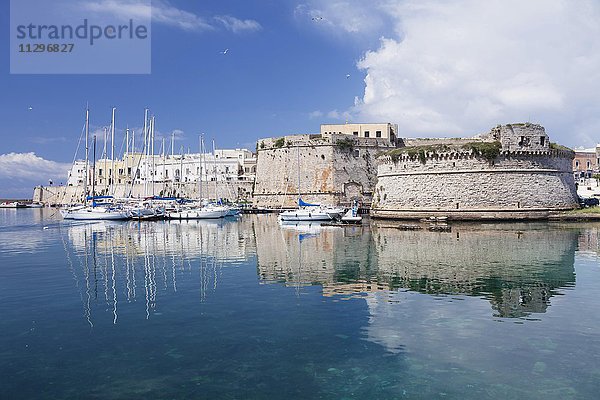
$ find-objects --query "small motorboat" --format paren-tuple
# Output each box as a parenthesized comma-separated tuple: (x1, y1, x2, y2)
(340, 200, 362, 224)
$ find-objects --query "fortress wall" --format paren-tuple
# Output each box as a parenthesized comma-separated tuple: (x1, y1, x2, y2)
(373, 151, 578, 219)
(253, 134, 393, 208)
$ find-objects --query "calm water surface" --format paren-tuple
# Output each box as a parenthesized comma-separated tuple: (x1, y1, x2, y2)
(1, 209, 599, 399)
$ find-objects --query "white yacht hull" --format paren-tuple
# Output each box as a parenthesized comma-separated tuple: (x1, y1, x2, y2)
(62, 207, 129, 220)
(279, 209, 332, 222)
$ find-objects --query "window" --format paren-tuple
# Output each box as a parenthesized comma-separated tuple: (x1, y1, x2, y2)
(575, 161, 579, 168)
(364, 131, 370, 138)
(99, 169, 103, 176)
(353, 131, 358, 136)
(353, 149, 360, 158)
(127, 167, 132, 175)
(376, 130, 382, 138)
(540, 136, 545, 146)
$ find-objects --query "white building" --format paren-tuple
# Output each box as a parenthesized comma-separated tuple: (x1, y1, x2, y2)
(66, 160, 88, 187)
(320, 123, 399, 143)
(136, 148, 256, 184)
(89, 148, 256, 187)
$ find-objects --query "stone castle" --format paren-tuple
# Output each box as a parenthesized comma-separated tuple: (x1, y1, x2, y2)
(372, 123, 578, 219)
(252, 123, 397, 208)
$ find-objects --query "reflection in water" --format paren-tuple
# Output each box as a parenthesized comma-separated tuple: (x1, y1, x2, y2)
(256, 219, 578, 318)
(60, 218, 256, 324)
(59, 215, 588, 326)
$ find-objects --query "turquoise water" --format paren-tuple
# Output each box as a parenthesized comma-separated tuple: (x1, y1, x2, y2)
(1, 209, 599, 399)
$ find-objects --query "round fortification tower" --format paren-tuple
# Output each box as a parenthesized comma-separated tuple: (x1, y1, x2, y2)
(371, 123, 579, 220)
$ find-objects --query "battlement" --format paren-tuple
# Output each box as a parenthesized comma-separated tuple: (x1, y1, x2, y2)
(380, 146, 574, 165)
(256, 133, 395, 151)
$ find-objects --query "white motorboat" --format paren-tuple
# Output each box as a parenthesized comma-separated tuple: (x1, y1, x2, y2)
(279, 207, 332, 222)
(340, 208, 362, 224)
(321, 205, 346, 220)
(0, 201, 27, 208)
(279, 197, 336, 222)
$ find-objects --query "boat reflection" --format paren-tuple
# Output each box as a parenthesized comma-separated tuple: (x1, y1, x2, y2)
(60, 217, 256, 324)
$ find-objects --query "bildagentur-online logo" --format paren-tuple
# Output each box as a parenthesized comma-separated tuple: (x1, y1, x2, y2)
(15, 19, 149, 46)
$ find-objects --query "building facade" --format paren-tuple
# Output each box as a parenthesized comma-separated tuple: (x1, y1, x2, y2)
(573, 145, 600, 179)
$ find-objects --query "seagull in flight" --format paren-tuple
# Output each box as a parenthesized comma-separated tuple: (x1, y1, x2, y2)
(220, 48, 229, 55)
(28, 106, 33, 110)
(312, 16, 323, 21)
(346, 74, 350, 79)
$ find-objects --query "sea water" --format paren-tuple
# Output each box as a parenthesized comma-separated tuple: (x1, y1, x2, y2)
(1, 208, 599, 399)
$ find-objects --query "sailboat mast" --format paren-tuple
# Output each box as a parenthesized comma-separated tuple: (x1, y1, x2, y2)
(201, 135, 206, 200)
(297, 144, 301, 201)
(92, 135, 96, 201)
(198, 135, 202, 202)
(142, 108, 148, 197)
(151, 115, 155, 197)
(212, 140, 218, 202)
(103, 127, 108, 192)
(84, 106, 89, 202)
(125, 127, 129, 185)
(110, 107, 116, 194)
(179, 145, 183, 195)
(162, 138, 166, 194)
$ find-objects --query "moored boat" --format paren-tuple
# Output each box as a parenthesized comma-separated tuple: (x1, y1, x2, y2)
(0, 201, 27, 208)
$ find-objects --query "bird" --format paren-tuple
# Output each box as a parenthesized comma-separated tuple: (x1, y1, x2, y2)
(346, 74, 350, 79)
(220, 48, 229, 55)
(312, 16, 323, 21)
(28, 106, 33, 110)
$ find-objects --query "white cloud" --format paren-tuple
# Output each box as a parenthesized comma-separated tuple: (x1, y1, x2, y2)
(327, 109, 351, 121)
(294, 1, 389, 36)
(308, 110, 324, 119)
(215, 15, 262, 33)
(0, 153, 72, 180)
(81, 0, 210, 31)
(350, 0, 600, 145)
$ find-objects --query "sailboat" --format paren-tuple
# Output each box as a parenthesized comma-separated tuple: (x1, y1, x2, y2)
(61, 107, 129, 221)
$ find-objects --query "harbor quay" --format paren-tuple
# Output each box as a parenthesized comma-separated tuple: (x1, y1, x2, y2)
(31, 121, 592, 220)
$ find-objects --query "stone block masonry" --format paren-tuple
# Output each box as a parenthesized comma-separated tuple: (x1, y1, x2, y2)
(253, 133, 395, 209)
(372, 123, 579, 220)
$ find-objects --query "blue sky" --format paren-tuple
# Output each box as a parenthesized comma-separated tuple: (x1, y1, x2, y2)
(2, 0, 600, 197)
